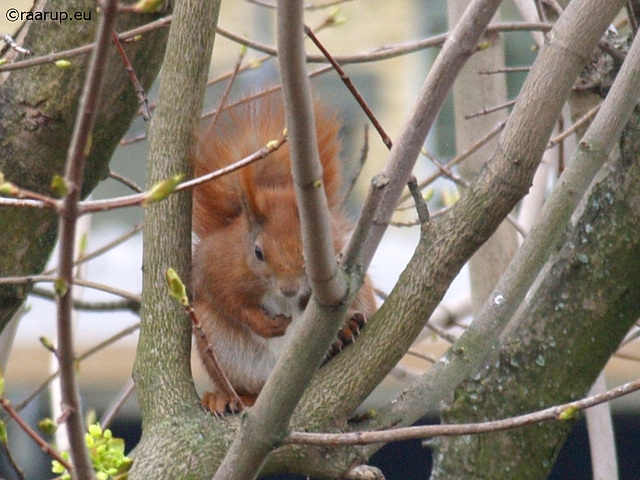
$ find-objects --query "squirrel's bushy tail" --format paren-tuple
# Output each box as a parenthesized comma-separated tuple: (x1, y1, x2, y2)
(193, 93, 344, 238)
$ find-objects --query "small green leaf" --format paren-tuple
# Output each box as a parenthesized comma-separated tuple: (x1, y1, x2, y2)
(52, 458, 66, 474)
(54, 278, 68, 297)
(422, 187, 434, 202)
(51, 453, 71, 479)
(143, 173, 184, 205)
(54, 59, 72, 69)
(327, 7, 346, 25)
(0, 419, 7, 445)
(132, 0, 164, 13)
(558, 406, 579, 421)
(0, 369, 4, 397)
(118, 456, 134, 473)
(40, 336, 57, 353)
(77, 232, 89, 258)
(38, 417, 58, 435)
(0, 178, 18, 196)
(248, 58, 263, 69)
(51, 174, 68, 197)
(166, 268, 188, 306)
(85, 409, 97, 428)
(441, 187, 460, 207)
(89, 423, 102, 439)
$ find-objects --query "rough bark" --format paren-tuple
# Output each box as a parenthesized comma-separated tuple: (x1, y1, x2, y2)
(0, 0, 169, 332)
(128, 0, 223, 478)
(448, 2, 518, 313)
(433, 109, 640, 479)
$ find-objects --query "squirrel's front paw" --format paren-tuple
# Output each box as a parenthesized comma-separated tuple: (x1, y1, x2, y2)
(201, 391, 257, 415)
(254, 312, 292, 338)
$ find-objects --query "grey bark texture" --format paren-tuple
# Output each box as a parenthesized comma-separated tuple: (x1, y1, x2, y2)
(0, 0, 170, 332)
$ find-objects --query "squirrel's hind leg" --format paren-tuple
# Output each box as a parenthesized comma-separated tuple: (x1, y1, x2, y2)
(201, 391, 258, 415)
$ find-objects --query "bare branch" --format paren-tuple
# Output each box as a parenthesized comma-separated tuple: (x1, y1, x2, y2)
(216, 22, 552, 65)
(0, 16, 172, 73)
(364, 0, 633, 450)
(55, 1, 120, 477)
(212, 2, 348, 478)
(343, 0, 503, 274)
(286, 376, 640, 446)
(0, 397, 72, 471)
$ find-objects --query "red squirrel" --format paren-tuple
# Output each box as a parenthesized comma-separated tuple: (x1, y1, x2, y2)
(192, 94, 377, 413)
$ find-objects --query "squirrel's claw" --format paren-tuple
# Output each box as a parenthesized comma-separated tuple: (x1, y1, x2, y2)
(324, 311, 367, 364)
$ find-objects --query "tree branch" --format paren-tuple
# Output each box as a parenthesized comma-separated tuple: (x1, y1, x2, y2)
(55, 1, 120, 478)
(212, 2, 350, 479)
(289, 0, 626, 461)
(285, 375, 640, 446)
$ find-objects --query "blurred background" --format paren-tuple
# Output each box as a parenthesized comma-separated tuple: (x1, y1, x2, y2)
(1, 1, 639, 479)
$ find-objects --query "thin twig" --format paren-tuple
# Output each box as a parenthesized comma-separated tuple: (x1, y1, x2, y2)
(78, 135, 287, 214)
(207, 45, 248, 132)
(0, 19, 551, 74)
(0, 442, 27, 480)
(1, 398, 73, 471)
(626, 0, 639, 34)
(44, 223, 143, 275)
(423, 150, 469, 187)
(187, 304, 244, 412)
(407, 176, 430, 226)
(479, 65, 530, 74)
(55, 1, 119, 476)
(1, 34, 33, 55)
(109, 169, 144, 193)
(0, 275, 140, 304)
(547, 102, 601, 149)
(13, 323, 140, 414)
(216, 22, 552, 65)
(0, 181, 59, 208)
(111, 30, 151, 121)
(425, 321, 457, 344)
(404, 349, 437, 364)
(464, 99, 516, 120)
(100, 379, 136, 429)
(30, 287, 141, 313)
(286, 376, 640, 446)
(343, 124, 369, 201)
(399, 120, 506, 205)
(0, 16, 172, 73)
(304, 25, 393, 149)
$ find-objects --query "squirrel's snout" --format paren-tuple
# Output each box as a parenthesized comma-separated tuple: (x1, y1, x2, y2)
(278, 277, 308, 300)
(279, 280, 301, 298)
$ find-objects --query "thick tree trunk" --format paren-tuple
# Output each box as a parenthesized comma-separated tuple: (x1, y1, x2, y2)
(433, 110, 640, 480)
(0, 0, 169, 332)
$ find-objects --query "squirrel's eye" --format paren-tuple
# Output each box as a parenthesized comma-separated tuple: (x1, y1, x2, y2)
(254, 244, 265, 262)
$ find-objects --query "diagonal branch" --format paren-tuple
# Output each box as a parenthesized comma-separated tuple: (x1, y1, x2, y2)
(342, 0, 504, 274)
(359, 0, 628, 450)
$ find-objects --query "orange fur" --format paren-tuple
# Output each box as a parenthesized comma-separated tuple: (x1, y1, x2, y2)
(192, 93, 377, 412)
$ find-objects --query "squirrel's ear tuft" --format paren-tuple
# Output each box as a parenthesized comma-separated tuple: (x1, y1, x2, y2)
(239, 165, 266, 225)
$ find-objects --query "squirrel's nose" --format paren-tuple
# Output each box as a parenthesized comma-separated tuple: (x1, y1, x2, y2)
(279, 277, 302, 298)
